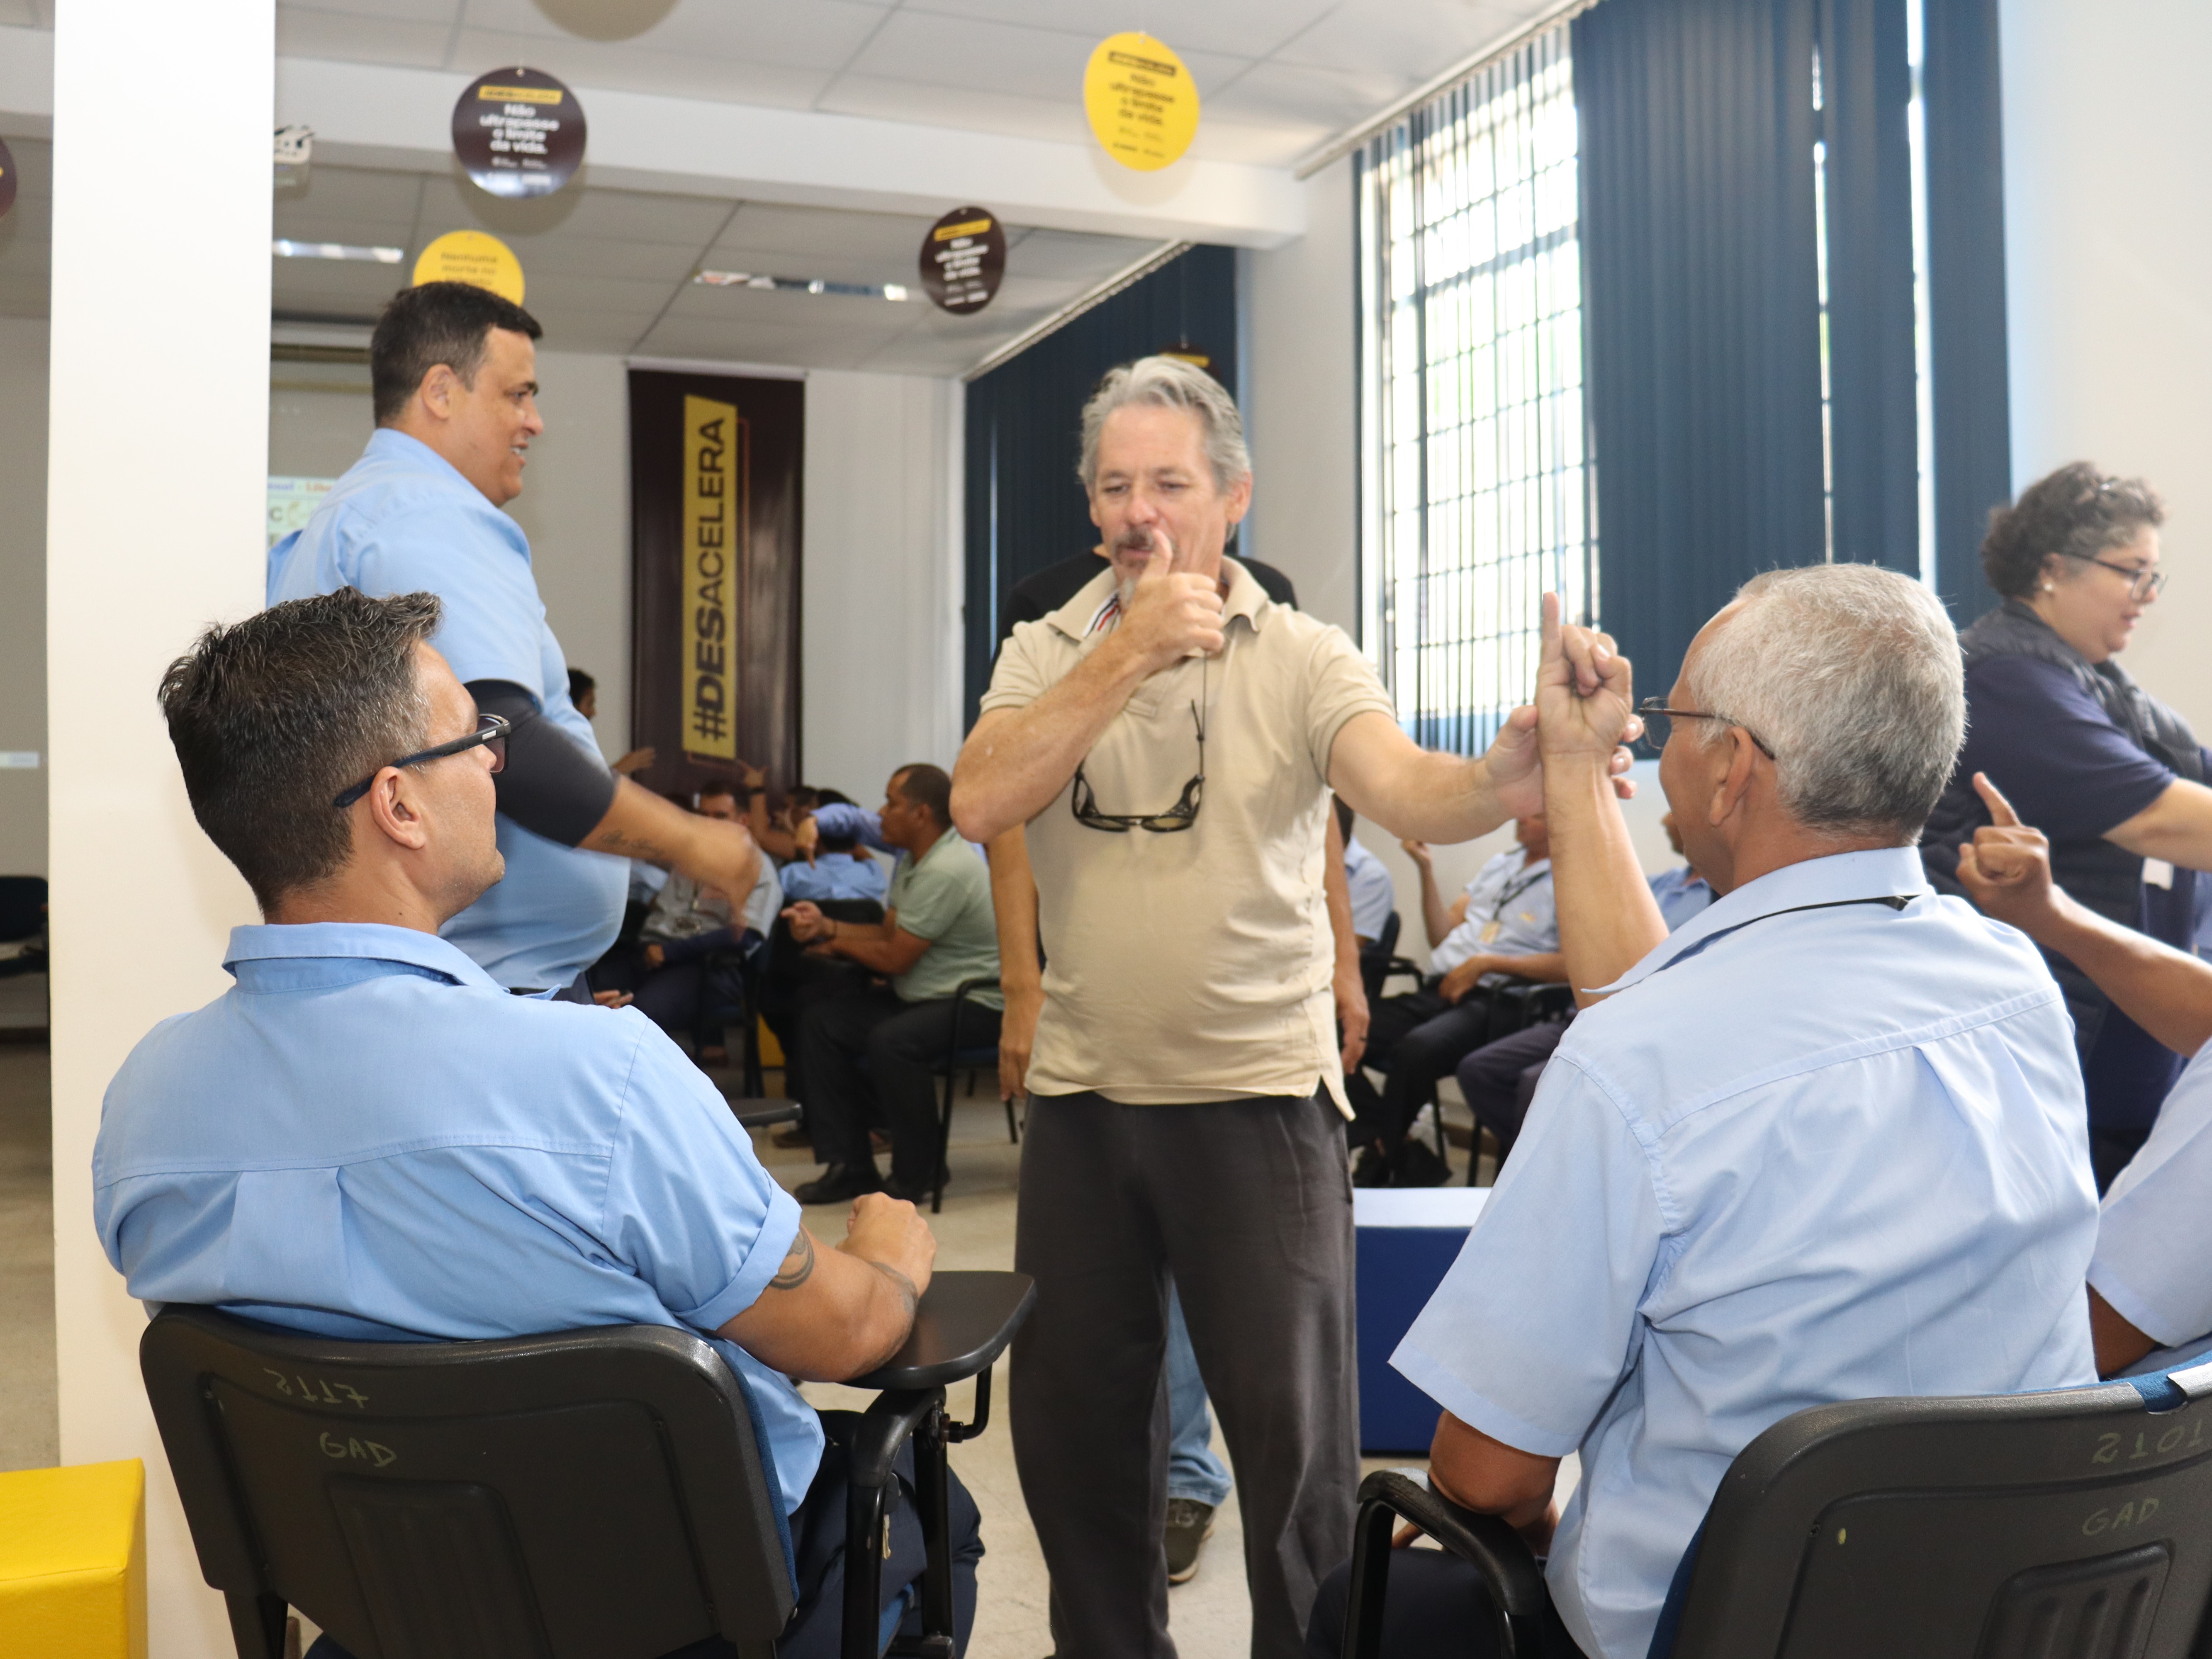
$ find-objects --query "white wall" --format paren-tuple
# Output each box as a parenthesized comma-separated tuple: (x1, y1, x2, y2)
(801, 368, 963, 798)
(2001, 0, 2212, 732)
(1240, 158, 1360, 636)
(50, 3, 272, 1652)
(267, 348, 635, 755)
(0, 314, 46, 875)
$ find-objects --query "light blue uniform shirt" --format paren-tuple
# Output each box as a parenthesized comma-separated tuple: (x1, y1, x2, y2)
(1344, 834, 1396, 942)
(1646, 864, 1714, 932)
(92, 923, 823, 1512)
(1431, 849, 1557, 975)
(781, 852, 891, 906)
(268, 429, 627, 991)
(2093, 1041, 2212, 1363)
(1393, 847, 2099, 1659)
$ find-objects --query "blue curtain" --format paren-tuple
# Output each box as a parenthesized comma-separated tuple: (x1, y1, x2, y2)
(1574, 0, 2008, 693)
(961, 246, 1238, 726)
(1574, 0, 1827, 704)
(1923, 0, 2010, 624)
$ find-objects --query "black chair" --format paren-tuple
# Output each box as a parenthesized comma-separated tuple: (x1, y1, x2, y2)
(696, 944, 768, 1099)
(0, 873, 46, 982)
(1358, 912, 1424, 1007)
(929, 977, 1017, 1216)
(141, 1270, 1036, 1659)
(1342, 1360, 2212, 1658)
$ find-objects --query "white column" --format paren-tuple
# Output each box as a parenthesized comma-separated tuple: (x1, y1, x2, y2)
(2000, 0, 2212, 728)
(47, 3, 273, 1653)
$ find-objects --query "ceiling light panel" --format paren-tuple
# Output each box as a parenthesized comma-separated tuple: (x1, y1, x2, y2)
(273, 239, 404, 263)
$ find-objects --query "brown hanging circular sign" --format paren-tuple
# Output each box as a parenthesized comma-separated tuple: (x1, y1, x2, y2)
(0, 136, 16, 223)
(919, 206, 1006, 316)
(453, 67, 586, 199)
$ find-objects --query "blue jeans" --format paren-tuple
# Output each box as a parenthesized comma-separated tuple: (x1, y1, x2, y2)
(1166, 1282, 1234, 1507)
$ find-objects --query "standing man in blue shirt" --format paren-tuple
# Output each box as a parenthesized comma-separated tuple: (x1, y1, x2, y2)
(98, 590, 979, 1657)
(1315, 566, 2100, 1659)
(269, 282, 759, 996)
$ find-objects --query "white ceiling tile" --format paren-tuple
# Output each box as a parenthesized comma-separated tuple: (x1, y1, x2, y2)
(459, 0, 889, 70)
(1204, 59, 1413, 136)
(274, 165, 423, 224)
(276, 7, 453, 68)
(904, 0, 1338, 65)
(1000, 227, 1162, 281)
(837, 10, 1251, 102)
(813, 73, 1087, 148)
(1270, 0, 1549, 81)
(280, 0, 459, 27)
(411, 174, 733, 247)
(708, 201, 939, 263)
(512, 269, 678, 312)
(445, 28, 829, 105)
(506, 233, 704, 282)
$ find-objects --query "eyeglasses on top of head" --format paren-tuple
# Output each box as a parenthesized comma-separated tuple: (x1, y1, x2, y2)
(2063, 550, 2167, 601)
(1072, 698, 1205, 834)
(332, 713, 510, 810)
(1634, 699, 1776, 760)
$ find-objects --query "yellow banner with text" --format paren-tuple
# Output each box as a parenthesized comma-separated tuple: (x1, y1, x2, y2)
(683, 394, 744, 760)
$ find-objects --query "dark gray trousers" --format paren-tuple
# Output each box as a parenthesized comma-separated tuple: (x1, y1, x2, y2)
(1012, 1090, 1359, 1659)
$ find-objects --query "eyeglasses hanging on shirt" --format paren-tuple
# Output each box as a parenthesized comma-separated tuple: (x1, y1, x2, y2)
(1072, 658, 1206, 834)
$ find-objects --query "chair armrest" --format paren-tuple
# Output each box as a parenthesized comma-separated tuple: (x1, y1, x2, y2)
(1345, 1470, 1550, 1659)
(950, 977, 1000, 1012)
(850, 1270, 1036, 1392)
(728, 1099, 802, 1130)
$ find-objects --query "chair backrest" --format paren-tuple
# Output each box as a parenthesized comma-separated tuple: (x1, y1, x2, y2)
(1358, 911, 1403, 1002)
(1666, 1363, 2212, 1659)
(0, 874, 45, 942)
(141, 1306, 794, 1659)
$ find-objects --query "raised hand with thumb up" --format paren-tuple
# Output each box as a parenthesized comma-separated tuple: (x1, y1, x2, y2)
(1111, 528, 1226, 674)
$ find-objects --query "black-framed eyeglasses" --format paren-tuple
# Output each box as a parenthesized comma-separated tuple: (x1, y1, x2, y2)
(2063, 551, 2167, 601)
(1635, 699, 1775, 759)
(1072, 698, 1205, 834)
(332, 713, 510, 809)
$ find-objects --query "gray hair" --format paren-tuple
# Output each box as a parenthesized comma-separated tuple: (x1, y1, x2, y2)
(1077, 355, 1252, 494)
(1682, 564, 1964, 841)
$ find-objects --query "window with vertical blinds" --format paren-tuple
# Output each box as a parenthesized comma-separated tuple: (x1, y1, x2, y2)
(1356, 24, 1593, 755)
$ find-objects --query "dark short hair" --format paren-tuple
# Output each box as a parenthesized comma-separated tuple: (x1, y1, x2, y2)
(160, 589, 442, 911)
(567, 667, 595, 702)
(371, 282, 543, 426)
(801, 786, 857, 852)
(890, 763, 953, 830)
(695, 778, 740, 807)
(1982, 462, 2165, 600)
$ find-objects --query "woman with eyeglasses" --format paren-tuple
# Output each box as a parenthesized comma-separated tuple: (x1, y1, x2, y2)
(1925, 461, 2212, 1190)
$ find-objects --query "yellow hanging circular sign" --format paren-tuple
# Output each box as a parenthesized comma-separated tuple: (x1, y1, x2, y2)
(411, 230, 526, 305)
(1084, 32, 1200, 172)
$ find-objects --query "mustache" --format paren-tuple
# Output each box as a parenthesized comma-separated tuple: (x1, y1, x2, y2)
(1114, 530, 1158, 555)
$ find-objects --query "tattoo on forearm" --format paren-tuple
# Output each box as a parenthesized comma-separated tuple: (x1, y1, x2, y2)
(769, 1229, 816, 1291)
(593, 828, 676, 864)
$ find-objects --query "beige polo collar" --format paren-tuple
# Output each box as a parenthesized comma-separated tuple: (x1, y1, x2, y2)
(1041, 555, 1272, 646)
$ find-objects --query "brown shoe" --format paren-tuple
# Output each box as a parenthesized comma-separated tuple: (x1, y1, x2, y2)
(771, 1124, 811, 1150)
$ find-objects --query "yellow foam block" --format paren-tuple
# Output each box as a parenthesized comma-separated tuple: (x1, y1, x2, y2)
(0, 1460, 147, 1659)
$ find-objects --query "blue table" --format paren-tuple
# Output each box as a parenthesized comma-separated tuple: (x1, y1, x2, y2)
(1355, 1187, 1491, 1454)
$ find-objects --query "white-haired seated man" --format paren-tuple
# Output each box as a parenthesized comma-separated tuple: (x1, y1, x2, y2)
(1309, 565, 2102, 1659)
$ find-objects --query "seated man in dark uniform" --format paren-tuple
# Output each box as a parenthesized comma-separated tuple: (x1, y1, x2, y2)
(94, 589, 981, 1658)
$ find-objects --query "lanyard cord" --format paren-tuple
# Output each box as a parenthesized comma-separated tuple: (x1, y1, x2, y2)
(1646, 893, 1914, 981)
(1486, 864, 1548, 922)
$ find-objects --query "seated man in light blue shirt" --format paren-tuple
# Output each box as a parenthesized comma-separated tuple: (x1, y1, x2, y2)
(1313, 567, 2100, 1659)
(268, 281, 758, 998)
(1337, 796, 1397, 944)
(780, 804, 891, 907)
(1453, 810, 1716, 1173)
(1347, 818, 1564, 1185)
(1958, 771, 2212, 1378)
(97, 590, 979, 1659)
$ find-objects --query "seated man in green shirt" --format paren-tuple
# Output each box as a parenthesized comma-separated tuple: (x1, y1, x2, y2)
(786, 762, 1003, 1204)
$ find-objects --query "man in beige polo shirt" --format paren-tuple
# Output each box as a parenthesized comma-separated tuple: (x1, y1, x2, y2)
(952, 356, 1625, 1659)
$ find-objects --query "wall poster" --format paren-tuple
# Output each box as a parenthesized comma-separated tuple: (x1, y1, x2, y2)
(628, 370, 803, 800)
